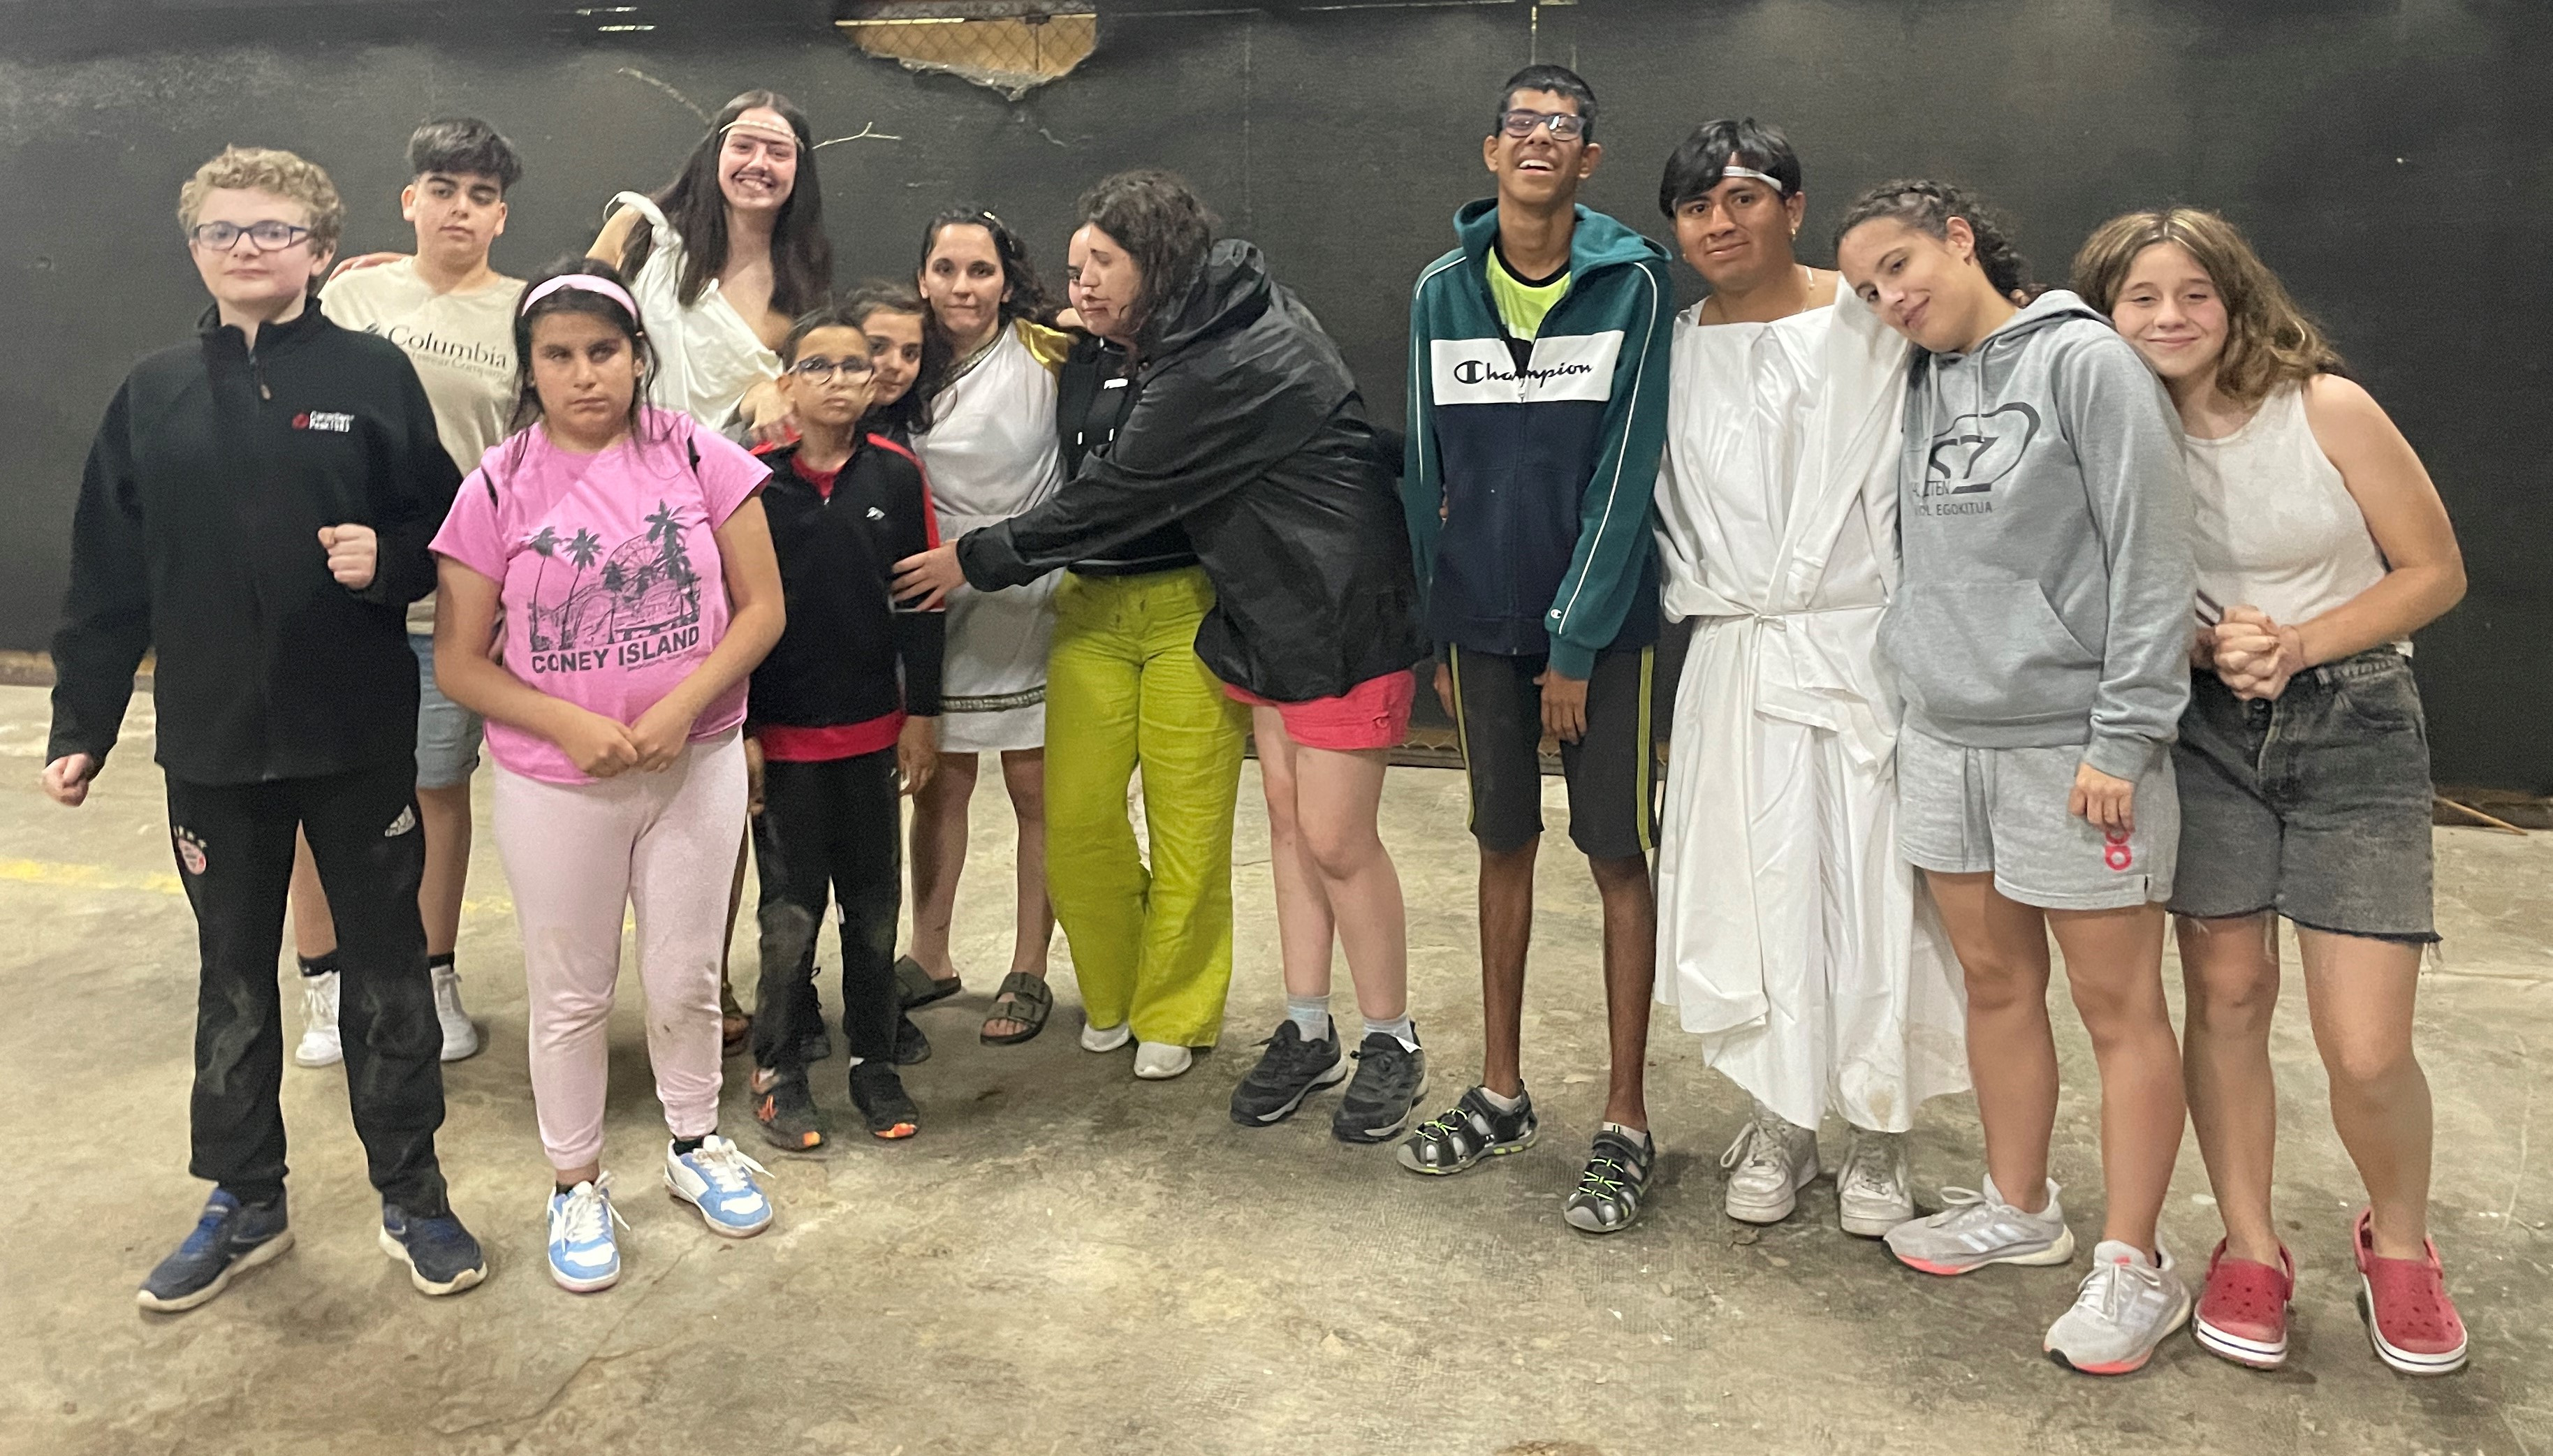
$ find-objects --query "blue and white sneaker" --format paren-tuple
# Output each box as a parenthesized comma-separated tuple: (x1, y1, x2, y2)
(664, 1135, 774, 1238)
(545, 1176, 627, 1293)
(138, 1190, 293, 1312)
(380, 1203, 487, 1296)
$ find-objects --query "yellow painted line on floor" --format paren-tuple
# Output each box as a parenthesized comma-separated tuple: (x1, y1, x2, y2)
(0, 857, 515, 916)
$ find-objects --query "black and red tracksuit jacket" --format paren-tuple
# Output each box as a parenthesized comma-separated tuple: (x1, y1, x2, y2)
(745, 434, 944, 760)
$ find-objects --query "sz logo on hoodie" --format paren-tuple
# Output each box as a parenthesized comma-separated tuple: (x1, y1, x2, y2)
(1921, 403, 2040, 510)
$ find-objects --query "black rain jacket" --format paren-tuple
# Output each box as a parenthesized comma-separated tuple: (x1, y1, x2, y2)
(958, 240, 1427, 701)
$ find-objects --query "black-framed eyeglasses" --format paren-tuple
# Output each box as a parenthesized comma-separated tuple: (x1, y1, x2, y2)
(788, 355, 875, 383)
(187, 220, 314, 252)
(1500, 108, 1588, 141)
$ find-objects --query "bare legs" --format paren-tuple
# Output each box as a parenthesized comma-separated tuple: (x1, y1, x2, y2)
(1927, 872, 2184, 1253)
(909, 749, 1055, 1038)
(1470, 842, 1655, 1130)
(2180, 913, 2434, 1260)
(1252, 707, 1407, 1023)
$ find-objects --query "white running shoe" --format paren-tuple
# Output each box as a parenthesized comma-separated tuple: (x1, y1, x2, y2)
(293, 971, 342, 1068)
(1081, 1020, 1132, 1053)
(1885, 1173, 2077, 1275)
(1835, 1127, 1915, 1237)
(546, 1175, 628, 1293)
(2044, 1239, 2192, 1376)
(1719, 1101, 1820, 1223)
(664, 1135, 774, 1238)
(432, 963, 481, 1062)
(1133, 1042, 1193, 1080)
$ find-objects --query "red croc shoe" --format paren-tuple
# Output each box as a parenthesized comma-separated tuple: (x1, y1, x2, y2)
(2354, 1207, 2468, 1375)
(2193, 1239, 2295, 1369)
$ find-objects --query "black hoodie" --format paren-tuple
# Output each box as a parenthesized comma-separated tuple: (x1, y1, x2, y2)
(958, 240, 1427, 701)
(48, 302, 460, 786)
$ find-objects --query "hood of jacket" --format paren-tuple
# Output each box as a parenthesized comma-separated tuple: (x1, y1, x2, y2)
(1146, 238, 1276, 363)
(1452, 198, 1669, 279)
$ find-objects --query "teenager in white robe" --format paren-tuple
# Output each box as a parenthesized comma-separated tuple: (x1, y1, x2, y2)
(1648, 121, 1967, 1237)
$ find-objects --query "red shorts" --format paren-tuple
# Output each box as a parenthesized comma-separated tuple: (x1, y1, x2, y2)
(1224, 671, 1415, 753)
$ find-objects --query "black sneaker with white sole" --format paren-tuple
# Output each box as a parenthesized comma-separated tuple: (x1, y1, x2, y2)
(1396, 1084, 1539, 1175)
(1331, 1029, 1427, 1144)
(1563, 1126, 1654, 1235)
(1229, 1020, 1349, 1126)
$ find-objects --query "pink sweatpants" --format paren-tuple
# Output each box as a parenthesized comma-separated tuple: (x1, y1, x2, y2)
(490, 730, 745, 1169)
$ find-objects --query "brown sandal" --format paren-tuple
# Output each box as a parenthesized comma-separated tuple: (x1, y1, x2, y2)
(980, 972, 1052, 1045)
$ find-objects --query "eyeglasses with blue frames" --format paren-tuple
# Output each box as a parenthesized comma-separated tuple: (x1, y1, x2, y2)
(787, 355, 875, 383)
(1499, 108, 1588, 141)
(186, 220, 315, 252)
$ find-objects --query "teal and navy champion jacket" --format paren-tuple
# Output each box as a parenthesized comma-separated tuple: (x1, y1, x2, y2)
(1402, 200, 1674, 678)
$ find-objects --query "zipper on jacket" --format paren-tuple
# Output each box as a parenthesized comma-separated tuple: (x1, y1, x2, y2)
(252, 351, 270, 401)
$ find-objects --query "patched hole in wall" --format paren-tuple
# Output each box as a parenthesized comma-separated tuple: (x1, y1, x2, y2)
(836, 2, 1097, 101)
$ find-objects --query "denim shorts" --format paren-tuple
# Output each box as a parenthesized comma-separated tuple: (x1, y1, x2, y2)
(409, 633, 485, 791)
(2170, 650, 2435, 943)
(1897, 728, 2178, 911)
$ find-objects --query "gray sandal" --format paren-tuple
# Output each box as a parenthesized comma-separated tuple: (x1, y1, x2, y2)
(980, 972, 1052, 1045)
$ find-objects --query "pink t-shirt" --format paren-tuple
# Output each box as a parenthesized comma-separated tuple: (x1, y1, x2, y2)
(432, 406, 769, 784)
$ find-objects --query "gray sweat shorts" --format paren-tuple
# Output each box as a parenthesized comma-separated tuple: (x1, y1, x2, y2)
(1897, 727, 2178, 912)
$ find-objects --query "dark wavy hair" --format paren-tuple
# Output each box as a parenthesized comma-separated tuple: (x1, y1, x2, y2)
(915, 206, 1056, 392)
(1076, 169, 1219, 351)
(408, 115, 522, 191)
(840, 279, 936, 435)
(1834, 177, 2040, 301)
(506, 255, 658, 446)
(1658, 117, 1799, 219)
(622, 90, 833, 318)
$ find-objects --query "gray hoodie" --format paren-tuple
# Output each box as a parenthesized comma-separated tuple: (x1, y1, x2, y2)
(1880, 288, 2194, 780)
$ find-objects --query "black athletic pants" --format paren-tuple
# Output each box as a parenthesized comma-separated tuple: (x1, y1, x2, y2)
(164, 763, 449, 1214)
(750, 750, 902, 1076)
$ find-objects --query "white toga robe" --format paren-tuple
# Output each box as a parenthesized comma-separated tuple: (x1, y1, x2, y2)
(1651, 290, 1968, 1134)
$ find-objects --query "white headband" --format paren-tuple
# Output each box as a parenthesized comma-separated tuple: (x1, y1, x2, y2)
(1718, 166, 1788, 192)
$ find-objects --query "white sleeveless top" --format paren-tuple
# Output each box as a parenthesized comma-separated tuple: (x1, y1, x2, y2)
(2182, 382, 2399, 649)
(608, 192, 780, 429)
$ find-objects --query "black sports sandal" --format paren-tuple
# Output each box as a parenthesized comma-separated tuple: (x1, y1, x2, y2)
(980, 971, 1053, 1045)
(1396, 1084, 1539, 1175)
(1563, 1126, 1655, 1235)
(894, 955, 962, 1010)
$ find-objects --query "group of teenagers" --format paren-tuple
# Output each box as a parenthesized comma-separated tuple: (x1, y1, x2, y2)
(42, 63, 2473, 1381)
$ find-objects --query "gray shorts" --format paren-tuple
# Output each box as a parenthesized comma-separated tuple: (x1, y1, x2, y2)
(1897, 728, 2178, 911)
(2170, 651, 2436, 943)
(409, 632, 484, 791)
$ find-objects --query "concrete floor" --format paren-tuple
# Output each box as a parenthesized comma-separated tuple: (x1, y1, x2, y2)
(0, 682, 2545, 1456)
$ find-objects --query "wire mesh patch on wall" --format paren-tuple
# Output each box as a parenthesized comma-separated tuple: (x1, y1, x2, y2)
(836, 1, 1099, 99)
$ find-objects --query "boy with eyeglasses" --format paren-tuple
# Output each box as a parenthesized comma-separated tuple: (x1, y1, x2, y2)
(743, 304, 944, 1148)
(287, 116, 526, 1073)
(1398, 66, 1676, 1233)
(44, 146, 482, 1309)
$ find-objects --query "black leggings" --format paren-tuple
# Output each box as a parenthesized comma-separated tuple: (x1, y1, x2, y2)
(751, 750, 902, 1073)
(165, 764, 448, 1213)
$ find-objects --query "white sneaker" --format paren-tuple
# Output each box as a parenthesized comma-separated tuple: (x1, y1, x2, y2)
(1133, 1042, 1193, 1080)
(545, 1175, 628, 1294)
(664, 1135, 774, 1238)
(1081, 1020, 1132, 1053)
(432, 963, 481, 1062)
(1835, 1127, 1915, 1237)
(1885, 1172, 2077, 1275)
(293, 971, 342, 1068)
(1719, 1101, 1820, 1223)
(2044, 1239, 2192, 1376)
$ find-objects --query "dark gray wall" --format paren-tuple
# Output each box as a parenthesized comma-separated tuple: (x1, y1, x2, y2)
(3, 0, 2547, 788)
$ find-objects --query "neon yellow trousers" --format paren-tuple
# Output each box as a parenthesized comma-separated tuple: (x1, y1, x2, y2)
(1043, 567, 1250, 1047)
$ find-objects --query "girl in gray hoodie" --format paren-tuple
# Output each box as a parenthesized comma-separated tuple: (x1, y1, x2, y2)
(1836, 180, 2197, 1378)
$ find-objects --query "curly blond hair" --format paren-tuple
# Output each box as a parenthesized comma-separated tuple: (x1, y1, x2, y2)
(177, 146, 344, 253)
(2072, 207, 2341, 408)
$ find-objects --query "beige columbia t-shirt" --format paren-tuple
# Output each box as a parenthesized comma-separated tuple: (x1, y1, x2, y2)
(320, 259, 521, 633)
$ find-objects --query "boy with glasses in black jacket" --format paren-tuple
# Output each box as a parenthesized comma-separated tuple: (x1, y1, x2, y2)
(43, 146, 483, 1311)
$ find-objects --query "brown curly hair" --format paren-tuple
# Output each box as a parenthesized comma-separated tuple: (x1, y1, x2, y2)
(2072, 207, 2342, 408)
(178, 145, 345, 253)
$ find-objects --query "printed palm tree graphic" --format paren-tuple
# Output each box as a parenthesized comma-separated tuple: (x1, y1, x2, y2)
(564, 527, 603, 593)
(525, 526, 559, 649)
(645, 501, 701, 612)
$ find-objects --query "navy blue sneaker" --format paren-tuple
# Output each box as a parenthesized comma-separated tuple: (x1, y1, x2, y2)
(379, 1204, 488, 1296)
(138, 1191, 293, 1312)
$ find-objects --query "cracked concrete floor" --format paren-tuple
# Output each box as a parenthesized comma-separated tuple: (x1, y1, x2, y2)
(0, 684, 2545, 1455)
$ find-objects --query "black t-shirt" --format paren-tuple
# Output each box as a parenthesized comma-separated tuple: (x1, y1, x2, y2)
(1062, 337, 1197, 577)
